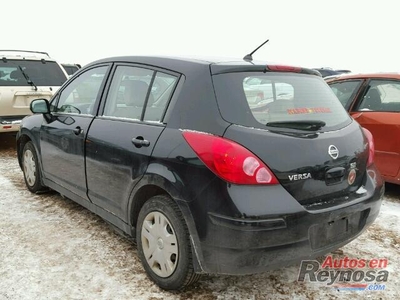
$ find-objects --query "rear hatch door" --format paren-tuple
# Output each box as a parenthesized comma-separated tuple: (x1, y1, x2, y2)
(212, 68, 369, 205)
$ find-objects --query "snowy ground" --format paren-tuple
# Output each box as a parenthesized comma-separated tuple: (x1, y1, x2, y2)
(0, 134, 399, 300)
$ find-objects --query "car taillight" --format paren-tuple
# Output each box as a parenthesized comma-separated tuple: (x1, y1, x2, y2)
(182, 131, 278, 185)
(362, 128, 375, 167)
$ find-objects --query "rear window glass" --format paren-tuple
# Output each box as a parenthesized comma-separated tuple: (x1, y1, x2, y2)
(212, 72, 351, 131)
(0, 59, 67, 86)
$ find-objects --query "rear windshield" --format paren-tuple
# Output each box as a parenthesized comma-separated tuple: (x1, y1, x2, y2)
(0, 59, 67, 86)
(212, 72, 351, 131)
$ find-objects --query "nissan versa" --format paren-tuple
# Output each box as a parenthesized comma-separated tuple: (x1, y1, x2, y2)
(16, 55, 384, 290)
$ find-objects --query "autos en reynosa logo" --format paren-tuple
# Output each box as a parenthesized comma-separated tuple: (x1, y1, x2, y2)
(297, 256, 389, 291)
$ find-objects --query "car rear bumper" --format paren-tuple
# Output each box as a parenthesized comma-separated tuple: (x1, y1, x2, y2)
(185, 165, 384, 275)
(0, 116, 24, 133)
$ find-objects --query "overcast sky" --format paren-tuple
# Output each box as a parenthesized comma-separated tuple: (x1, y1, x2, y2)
(4, 0, 399, 73)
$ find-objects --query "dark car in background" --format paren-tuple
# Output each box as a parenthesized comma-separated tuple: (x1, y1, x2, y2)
(16, 56, 384, 290)
(313, 67, 351, 78)
(327, 72, 400, 185)
(61, 63, 81, 76)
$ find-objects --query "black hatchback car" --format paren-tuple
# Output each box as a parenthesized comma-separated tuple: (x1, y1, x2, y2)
(16, 56, 384, 290)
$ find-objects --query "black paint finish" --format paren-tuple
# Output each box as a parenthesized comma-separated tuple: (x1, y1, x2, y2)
(16, 56, 384, 275)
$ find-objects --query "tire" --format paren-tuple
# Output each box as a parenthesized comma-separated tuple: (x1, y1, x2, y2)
(136, 195, 200, 290)
(22, 141, 46, 193)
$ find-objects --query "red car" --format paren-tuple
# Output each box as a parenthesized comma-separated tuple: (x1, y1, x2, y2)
(327, 73, 400, 184)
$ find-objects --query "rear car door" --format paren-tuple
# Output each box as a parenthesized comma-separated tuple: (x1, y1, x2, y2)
(40, 65, 110, 200)
(351, 79, 400, 180)
(85, 64, 179, 220)
(328, 79, 364, 110)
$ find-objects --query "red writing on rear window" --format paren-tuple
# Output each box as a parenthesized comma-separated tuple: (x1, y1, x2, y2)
(287, 107, 332, 115)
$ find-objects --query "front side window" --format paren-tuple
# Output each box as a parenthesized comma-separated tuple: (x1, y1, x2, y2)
(213, 72, 351, 132)
(0, 59, 67, 86)
(357, 79, 400, 112)
(103, 66, 178, 122)
(55, 66, 108, 115)
(328, 80, 362, 109)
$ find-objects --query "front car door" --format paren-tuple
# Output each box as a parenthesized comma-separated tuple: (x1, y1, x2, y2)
(40, 65, 110, 199)
(350, 79, 400, 183)
(328, 79, 364, 110)
(85, 64, 179, 220)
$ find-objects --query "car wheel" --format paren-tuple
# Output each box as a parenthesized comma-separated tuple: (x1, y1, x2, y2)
(22, 141, 46, 193)
(136, 195, 200, 290)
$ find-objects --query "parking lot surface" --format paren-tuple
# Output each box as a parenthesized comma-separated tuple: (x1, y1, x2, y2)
(0, 134, 399, 299)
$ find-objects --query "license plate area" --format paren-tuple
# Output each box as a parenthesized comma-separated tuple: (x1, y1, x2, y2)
(309, 211, 362, 250)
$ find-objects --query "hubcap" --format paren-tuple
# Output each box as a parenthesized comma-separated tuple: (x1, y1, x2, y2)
(23, 149, 36, 187)
(141, 211, 178, 277)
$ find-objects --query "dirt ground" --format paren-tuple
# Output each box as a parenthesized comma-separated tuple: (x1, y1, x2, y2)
(0, 134, 399, 300)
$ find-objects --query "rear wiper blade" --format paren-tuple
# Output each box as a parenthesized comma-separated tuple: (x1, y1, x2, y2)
(266, 120, 326, 131)
(18, 65, 38, 91)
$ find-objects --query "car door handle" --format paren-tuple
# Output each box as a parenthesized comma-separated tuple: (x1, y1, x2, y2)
(132, 137, 150, 148)
(72, 126, 82, 135)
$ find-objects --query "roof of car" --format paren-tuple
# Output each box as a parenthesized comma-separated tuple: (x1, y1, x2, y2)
(88, 55, 319, 76)
(89, 55, 260, 68)
(0, 50, 52, 60)
(326, 72, 400, 81)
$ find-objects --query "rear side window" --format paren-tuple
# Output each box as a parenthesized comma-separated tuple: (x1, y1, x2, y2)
(145, 72, 177, 122)
(103, 65, 177, 122)
(212, 72, 351, 131)
(0, 59, 67, 86)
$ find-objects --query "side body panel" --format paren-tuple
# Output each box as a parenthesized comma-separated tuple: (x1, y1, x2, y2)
(86, 119, 165, 220)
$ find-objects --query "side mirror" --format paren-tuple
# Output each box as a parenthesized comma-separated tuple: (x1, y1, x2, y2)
(30, 99, 50, 114)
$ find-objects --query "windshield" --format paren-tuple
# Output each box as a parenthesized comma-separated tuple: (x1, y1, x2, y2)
(0, 59, 67, 86)
(212, 72, 351, 132)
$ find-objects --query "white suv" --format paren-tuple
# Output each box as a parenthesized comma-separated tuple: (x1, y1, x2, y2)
(0, 50, 68, 133)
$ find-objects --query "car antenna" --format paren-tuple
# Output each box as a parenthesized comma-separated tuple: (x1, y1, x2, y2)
(243, 39, 269, 62)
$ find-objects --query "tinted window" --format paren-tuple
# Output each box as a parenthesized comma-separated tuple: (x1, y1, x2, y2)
(63, 65, 79, 75)
(0, 59, 67, 86)
(213, 72, 351, 131)
(103, 66, 154, 120)
(55, 66, 108, 115)
(329, 80, 362, 109)
(244, 77, 294, 103)
(358, 80, 400, 112)
(103, 66, 177, 122)
(144, 72, 178, 122)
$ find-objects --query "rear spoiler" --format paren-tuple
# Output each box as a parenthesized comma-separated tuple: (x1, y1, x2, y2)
(211, 63, 321, 76)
